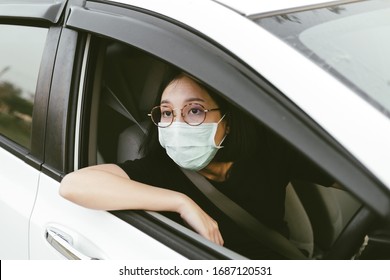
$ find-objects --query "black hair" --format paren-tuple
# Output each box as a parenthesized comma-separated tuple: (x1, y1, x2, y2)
(141, 65, 263, 162)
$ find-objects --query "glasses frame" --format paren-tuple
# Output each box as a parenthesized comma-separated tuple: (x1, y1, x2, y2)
(148, 102, 220, 127)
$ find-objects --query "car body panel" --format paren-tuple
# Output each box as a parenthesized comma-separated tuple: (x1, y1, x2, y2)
(0, 147, 40, 259)
(29, 174, 185, 259)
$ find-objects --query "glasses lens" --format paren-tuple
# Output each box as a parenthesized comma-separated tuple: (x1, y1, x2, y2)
(183, 103, 206, 125)
(151, 106, 173, 127)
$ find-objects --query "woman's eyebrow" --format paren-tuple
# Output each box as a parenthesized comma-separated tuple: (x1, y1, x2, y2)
(185, 97, 206, 103)
(160, 100, 171, 105)
(160, 97, 206, 105)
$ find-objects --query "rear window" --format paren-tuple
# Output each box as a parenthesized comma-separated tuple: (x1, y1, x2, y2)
(0, 25, 47, 148)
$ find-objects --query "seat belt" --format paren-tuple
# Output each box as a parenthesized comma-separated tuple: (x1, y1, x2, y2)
(103, 86, 306, 259)
(181, 168, 307, 260)
(103, 85, 148, 135)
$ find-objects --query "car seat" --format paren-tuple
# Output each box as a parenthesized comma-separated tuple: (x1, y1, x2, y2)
(285, 183, 315, 257)
(99, 42, 166, 163)
(291, 181, 361, 257)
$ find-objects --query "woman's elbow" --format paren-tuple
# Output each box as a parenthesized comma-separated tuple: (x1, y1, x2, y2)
(59, 172, 80, 201)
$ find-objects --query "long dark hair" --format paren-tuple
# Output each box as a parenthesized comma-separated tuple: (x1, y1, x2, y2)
(142, 65, 263, 162)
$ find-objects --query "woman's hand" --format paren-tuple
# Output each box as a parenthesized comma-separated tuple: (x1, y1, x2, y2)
(177, 195, 224, 246)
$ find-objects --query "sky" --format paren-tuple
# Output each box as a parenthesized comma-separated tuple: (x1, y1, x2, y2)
(0, 25, 48, 99)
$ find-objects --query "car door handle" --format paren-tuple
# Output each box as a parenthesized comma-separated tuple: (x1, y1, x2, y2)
(46, 228, 100, 260)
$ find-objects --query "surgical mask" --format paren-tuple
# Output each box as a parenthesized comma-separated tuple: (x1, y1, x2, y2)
(158, 116, 226, 171)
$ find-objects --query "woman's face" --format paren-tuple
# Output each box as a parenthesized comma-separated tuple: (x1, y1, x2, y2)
(160, 75, 228, 145)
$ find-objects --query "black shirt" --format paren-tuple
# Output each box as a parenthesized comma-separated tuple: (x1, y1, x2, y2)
(118, 133, 333, 259)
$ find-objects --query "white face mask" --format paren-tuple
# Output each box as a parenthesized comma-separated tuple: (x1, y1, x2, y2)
(158, 116, 226, 171)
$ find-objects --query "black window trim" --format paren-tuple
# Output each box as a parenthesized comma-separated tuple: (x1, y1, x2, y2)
(29, 26, 63, 170)
(63, 0, 390, 259)
(41, 28, 86, 181)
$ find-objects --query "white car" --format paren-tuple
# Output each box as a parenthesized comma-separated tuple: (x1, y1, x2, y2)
(1, 0, 389, 260)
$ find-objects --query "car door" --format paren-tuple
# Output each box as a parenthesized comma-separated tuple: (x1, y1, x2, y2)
(0, 1, 66, 259)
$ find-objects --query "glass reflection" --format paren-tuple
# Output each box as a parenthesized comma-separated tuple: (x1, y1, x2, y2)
(0, 25, 47, 148)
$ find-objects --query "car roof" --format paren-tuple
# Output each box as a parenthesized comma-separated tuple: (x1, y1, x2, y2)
(102, 0, 364, 17)
(212, 0, 360, 17)
(0, 0, 362, 18)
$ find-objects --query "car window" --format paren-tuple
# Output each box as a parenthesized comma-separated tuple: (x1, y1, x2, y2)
(0, 24, 47, 149)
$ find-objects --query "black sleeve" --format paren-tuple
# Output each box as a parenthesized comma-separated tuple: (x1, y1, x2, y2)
(117, 153, 171, 187)
(118, 157, 151, 182)
(117, 152, 196, 192)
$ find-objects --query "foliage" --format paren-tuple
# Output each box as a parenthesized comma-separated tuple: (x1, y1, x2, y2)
(0, 81, 33, 148)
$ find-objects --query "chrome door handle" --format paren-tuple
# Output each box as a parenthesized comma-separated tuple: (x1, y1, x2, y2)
(46, 228, 100, 260)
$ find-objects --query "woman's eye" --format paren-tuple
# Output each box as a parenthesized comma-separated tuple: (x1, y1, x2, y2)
(161, 111, 172, 118)
(189, 108, 202, 115)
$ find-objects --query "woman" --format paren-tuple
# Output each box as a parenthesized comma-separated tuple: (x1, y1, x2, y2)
(60, 68, 334, 258)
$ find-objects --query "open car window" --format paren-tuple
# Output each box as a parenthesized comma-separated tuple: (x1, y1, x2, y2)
(77, 37, 366, 259)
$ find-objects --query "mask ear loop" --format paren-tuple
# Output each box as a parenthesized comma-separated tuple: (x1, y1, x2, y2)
(217, 113, 227, 124)
(216, 113, 228, 147)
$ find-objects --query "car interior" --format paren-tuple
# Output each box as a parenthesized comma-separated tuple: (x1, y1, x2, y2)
(86, 39, 371, 259)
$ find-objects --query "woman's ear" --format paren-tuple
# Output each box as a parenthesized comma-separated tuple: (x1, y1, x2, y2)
(225, 123, 230, 134)
(224, 117, 231, 135)
(225, 113, 231, 134)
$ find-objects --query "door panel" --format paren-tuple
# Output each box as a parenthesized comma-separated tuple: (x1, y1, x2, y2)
(29, 174, 185, 259)
(0, 148, 40, 259)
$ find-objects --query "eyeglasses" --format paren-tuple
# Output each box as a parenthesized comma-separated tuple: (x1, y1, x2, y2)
(148, 103, 220, 128)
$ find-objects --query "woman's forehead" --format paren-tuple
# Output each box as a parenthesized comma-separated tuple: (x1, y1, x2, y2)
(161, 76, 215, 105)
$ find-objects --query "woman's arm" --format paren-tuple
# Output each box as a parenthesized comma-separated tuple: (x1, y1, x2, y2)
(60, 164, 185, 211)
(59, 164, 223, 245)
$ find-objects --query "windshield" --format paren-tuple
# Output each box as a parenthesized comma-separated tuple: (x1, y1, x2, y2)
(254, 0, 390, 118)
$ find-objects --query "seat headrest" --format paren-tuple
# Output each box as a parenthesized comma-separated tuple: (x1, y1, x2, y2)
(104, 43, 167, 122)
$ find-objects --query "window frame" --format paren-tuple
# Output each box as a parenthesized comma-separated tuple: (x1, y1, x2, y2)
(40, 27, 87, 180)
